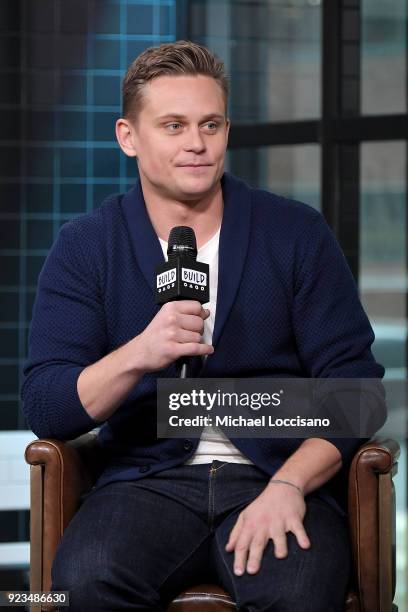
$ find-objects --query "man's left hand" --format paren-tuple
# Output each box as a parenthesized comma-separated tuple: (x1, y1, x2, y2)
(224, 482, 311, 576)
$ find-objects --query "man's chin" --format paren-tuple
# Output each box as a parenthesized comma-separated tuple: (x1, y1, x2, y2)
(175, 174, 220, 199)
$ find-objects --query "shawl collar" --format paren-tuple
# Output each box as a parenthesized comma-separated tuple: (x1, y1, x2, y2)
(120, 171, 252, 350)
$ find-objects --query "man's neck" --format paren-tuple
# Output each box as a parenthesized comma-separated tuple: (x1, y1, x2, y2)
(141, 178, 223, 249)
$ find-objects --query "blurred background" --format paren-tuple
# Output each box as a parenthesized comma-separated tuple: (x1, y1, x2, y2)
(0, 0, 407, 609)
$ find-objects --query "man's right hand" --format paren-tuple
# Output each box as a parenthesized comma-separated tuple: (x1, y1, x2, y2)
(134, 300, 214, 373)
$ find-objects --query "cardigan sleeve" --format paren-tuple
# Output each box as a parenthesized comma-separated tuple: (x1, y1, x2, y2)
(291, 213, 386, 464)
(21, 220, 107, 440)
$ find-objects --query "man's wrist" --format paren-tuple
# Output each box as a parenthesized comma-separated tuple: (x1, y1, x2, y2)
(266, 477, 305, 496)
(121, 336, 148, 377)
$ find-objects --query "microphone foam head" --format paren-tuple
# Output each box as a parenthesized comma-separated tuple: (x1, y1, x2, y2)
(168, 226, 197, 259)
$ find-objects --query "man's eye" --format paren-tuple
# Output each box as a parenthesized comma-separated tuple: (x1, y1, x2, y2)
(206, 122, 218, 130)
(167, 123, 182, 130)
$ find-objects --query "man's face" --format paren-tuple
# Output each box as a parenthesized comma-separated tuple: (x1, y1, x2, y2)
(129, 74, 230, 201)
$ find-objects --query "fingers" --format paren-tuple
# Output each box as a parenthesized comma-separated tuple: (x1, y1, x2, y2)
(225, 513, 243, 552)
(175, 342, 214, 357)
(233, 534, 253, 576)
(292, 524, 311, 550)
(229, 530, 288, 576)
(172, 329, 203, 344)
(230, 531, 272, 575)
(163, 300, 209, 317)
(164, 304, 209, 336)
(273, 522, 311, 559)
(226, 515, 268, 576)
(140, 301, 211, 372)
(272, 533, 288, 559)
(225, 518, 311, 576)
(202, 307, 210, 319)
(245, 536, 268, 574)
(178, 313, 207, 334)
(162, 302, 212, 359)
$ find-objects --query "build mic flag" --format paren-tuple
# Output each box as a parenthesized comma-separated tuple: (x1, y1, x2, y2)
(155, 226, 209, 305)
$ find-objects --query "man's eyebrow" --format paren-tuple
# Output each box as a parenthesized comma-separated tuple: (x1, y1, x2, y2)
(155, 113, 225, 122)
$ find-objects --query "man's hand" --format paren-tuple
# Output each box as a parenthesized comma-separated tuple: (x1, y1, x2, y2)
(134, 300, 213, 373)
(225, 482, 311, 576)
(76, 300, 212, 423)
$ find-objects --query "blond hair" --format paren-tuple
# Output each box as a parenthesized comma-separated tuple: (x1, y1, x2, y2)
(122, 40, 229, 123)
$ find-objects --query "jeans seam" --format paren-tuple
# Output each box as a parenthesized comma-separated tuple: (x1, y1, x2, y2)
(214, 531, 240, 610)
(159, 533, 211, 589)
(212, 471, 216, 530)
(208, 468, 214, 531)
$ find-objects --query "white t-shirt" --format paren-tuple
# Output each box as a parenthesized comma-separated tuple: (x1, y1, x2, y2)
(158, 228, 254, 465)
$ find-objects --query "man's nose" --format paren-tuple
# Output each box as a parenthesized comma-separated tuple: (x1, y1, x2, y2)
(183, 126, 206, 152)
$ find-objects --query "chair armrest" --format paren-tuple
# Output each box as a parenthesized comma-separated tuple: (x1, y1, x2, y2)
(25, 433, 100, 505)
(348, 437, 400, 612)
(24, 432, 102, 594)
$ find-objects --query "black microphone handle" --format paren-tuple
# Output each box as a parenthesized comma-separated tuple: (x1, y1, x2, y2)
(176, 355, 203, 378)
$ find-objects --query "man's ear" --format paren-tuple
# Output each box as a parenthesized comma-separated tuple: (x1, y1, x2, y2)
(115, 118, 138, 158)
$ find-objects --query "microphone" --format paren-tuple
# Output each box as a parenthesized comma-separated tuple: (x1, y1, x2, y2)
(155, 226, 210, 378)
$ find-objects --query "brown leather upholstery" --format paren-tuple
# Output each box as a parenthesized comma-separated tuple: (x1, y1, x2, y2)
(25, 435, 399, 611)
(167, 584, 236, 610)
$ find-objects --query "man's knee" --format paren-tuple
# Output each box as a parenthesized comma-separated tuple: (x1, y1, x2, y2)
(240, 582, 346, 612)
(51, 548, 103, 611)
(51, 546, 162, 611)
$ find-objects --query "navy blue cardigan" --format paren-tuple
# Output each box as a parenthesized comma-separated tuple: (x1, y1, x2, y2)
(21, 172, 384, 513)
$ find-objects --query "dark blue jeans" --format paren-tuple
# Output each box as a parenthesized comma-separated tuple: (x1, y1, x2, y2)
(51, 461, 351, 611)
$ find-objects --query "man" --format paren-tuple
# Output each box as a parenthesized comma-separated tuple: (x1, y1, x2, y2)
(22, 40, 384, 611)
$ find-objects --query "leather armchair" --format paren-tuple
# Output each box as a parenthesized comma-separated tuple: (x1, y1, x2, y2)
(25, 435, 400, 611)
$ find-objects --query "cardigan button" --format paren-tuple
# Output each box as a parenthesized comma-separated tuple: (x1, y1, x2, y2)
(139, 465, 151, 473)
(183, 439, 193, 452)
